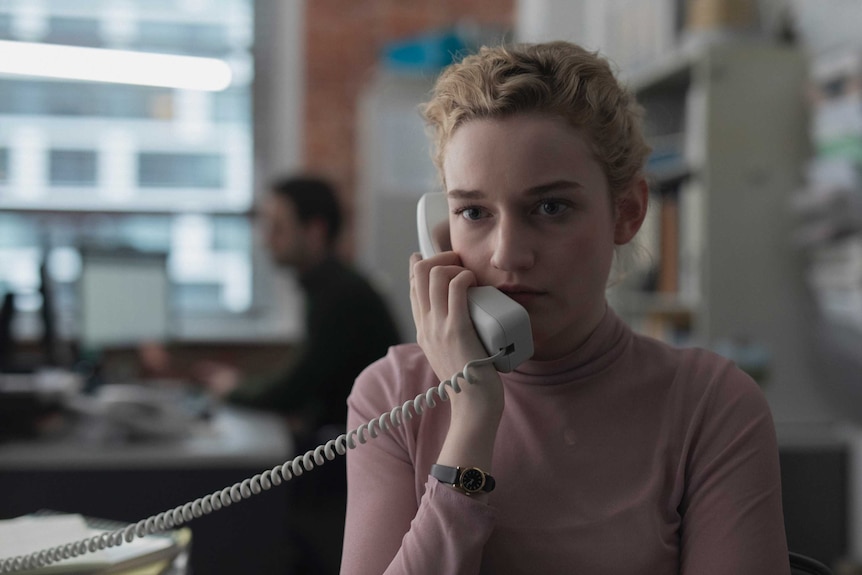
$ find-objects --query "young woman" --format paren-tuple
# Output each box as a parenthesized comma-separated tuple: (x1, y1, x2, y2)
(340, 41, 788, 574)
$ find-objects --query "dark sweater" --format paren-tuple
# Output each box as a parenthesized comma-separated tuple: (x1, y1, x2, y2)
(228, 257, 401, 430)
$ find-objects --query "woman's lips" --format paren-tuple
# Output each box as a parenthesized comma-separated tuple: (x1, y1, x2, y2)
(497, 286, 544, 307)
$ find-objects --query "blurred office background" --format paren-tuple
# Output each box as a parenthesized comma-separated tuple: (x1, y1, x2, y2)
(1, 0, 861, 572)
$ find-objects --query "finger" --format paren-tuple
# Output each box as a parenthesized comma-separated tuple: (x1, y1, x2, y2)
(448, 269, 477, 326)
(409, 255, 424, 334)
(410, 252, 443, 337)
(417, 250, 462, 265)
(428, 264, 468, 317)
(409, 252, 421, 299)
(413, 254, 460, 314)
(410, 253, 432, 315)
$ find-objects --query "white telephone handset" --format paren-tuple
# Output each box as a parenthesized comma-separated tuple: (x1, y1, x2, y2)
(417, 192, 533, 372)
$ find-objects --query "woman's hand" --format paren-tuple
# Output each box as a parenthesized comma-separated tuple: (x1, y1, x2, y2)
(409, 251, 504, 427)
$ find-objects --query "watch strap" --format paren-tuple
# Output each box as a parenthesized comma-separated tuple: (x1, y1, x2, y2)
(430, 463, 460, 485)
(430, 464, 495, 494)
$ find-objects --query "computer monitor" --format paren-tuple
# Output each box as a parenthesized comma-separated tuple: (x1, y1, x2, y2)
(78, 251, 170, 350)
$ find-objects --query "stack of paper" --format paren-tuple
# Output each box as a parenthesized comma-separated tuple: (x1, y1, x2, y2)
(0, 514, 187, 574)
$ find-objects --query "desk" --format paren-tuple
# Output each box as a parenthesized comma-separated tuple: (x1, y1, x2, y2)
(0, 404, 293, 470)
(0, 406, 297, 574)
(777, 421, 854, 570)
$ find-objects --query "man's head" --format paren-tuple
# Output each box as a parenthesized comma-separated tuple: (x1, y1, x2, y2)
(260, 175, 343, 272)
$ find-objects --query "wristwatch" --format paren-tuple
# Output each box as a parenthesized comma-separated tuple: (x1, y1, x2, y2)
(430, 464, 496, 494)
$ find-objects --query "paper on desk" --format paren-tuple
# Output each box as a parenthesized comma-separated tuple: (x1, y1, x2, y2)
(0, 514, 174, 574)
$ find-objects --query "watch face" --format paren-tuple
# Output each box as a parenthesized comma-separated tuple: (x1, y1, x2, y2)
(460, 468, 485, 492)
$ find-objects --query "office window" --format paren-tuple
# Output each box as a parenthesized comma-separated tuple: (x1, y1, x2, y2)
(0, 0, 255, 343)
(44, 17, 101, 47)
(0, 80, 184, 119)
(0, 14, 11, 38)
(0, 80, 48, 115)
(138, 153, 224, 189)
(50, 150, 98, 186)
(137, 21, 227, 56)
(213, 90, 250, 122)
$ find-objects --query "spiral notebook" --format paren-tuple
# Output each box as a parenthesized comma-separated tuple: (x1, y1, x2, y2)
(0, 512, 190, 574)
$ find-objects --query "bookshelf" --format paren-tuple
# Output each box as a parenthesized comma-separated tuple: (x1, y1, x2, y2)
(608, 41, 820, 399)
(793, 48, 862, 407)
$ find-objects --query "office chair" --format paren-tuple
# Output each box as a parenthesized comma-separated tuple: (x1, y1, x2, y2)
(790, 551, 833, 575)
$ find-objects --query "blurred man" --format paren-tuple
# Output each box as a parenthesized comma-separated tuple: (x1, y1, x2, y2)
(197, 174, 401, 436)
(196, 174, 401, 573)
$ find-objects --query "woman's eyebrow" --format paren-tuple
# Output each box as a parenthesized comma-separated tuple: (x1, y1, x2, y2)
(524, 179, 584, 196)
(446, 189, 483, 200)
(447, 180, 584, 200)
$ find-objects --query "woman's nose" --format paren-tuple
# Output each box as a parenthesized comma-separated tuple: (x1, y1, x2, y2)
(489, 216, 535, 271)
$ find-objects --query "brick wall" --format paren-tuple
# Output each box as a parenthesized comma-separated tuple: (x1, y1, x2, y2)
(303, 0, 514, 257)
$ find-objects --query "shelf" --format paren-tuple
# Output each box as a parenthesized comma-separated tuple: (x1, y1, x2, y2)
(811, 318, 862, 405)
(607, 289, 698, 348)
(610, 43, 813, 367)
(648, 164, 692, 190)
(644, 131, 693, 191)
(624, 47, 694, 95)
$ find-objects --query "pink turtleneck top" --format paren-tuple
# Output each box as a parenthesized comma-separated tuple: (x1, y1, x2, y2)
(340, 306, 789, 574)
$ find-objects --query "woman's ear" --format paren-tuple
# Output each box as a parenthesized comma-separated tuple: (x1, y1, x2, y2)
(614, 178, 649, 245)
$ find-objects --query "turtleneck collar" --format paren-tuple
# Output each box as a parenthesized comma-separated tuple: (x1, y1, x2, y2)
(505, 303, 631, 386)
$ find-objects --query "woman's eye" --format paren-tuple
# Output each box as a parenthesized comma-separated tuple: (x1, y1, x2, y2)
(457, 206, 485, 221)
(538, 200, 568, 216)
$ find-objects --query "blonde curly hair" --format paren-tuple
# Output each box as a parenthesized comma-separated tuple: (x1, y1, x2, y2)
(420, 41, 651, 199)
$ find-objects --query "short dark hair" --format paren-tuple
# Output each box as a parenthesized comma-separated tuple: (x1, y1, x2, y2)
(270, 175, 343, 245)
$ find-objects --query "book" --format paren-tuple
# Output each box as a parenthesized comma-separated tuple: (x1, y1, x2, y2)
(677, 179, 705, 302)
(0, 513, 190, 574)
(658, 192, 680, 294)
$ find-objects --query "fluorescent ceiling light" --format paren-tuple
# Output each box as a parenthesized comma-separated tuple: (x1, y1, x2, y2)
(0, 40, 233, 91)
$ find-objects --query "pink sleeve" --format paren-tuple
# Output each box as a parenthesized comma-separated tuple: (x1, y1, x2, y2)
(679, 360, 790, 575)
(340, 350, 497, 575)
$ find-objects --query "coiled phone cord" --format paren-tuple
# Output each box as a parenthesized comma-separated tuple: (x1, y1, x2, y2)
(0, 349, 505, 574)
